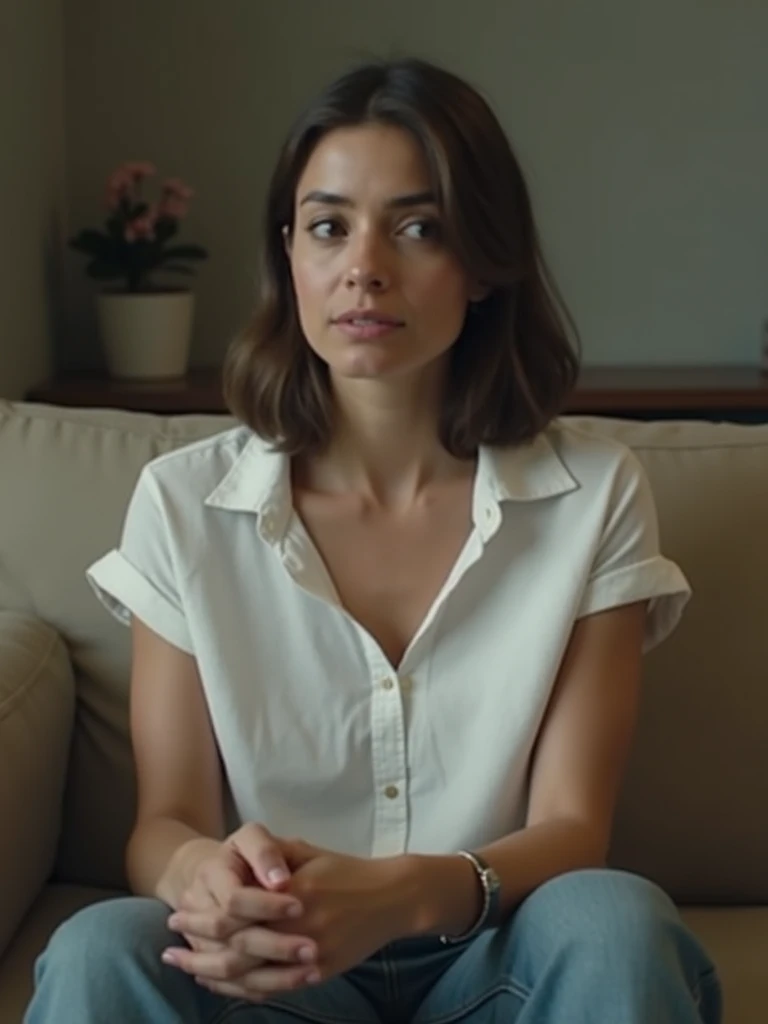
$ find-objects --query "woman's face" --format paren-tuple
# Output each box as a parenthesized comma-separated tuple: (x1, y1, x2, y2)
(286, 123, 484, 383)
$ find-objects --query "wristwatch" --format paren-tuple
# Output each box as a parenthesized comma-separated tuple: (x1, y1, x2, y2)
(439, 850, 502, 944)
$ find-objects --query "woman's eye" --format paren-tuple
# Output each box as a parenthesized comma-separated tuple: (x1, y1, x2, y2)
(309, 219, 343, 240)
(401, 219, 441, 241)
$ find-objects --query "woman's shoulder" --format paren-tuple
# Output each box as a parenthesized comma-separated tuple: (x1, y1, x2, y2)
(139, 424, 266, 503)
(544, 417, 646, 490)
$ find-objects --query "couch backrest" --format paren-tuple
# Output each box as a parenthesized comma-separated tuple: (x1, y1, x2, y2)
(1, 400, 766, 902)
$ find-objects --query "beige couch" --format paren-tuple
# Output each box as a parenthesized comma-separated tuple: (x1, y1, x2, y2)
(0, 399, 766, 1022)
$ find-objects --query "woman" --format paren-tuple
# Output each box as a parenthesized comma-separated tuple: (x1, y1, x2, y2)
(27, 58, 721, 1023)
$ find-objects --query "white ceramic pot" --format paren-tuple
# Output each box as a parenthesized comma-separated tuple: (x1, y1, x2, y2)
(97, 290, 194, 379)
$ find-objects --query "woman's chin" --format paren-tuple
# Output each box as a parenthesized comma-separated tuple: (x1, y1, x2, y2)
(330, 354, 406, 381)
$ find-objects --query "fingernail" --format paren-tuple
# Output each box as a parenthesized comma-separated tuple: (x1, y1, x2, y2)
(161, 950, 178, 966)
(167, 915, 180, 929)
(286, 902, 303, 918)
(297, 945, 315, 963)
(267, 867, 289, 885)
(306, 969, 322, 984)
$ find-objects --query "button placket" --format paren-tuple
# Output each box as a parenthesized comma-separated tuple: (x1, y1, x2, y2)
(367, 648, 409, 857)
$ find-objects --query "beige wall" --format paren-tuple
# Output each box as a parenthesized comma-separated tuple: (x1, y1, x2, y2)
(0, 0, 66, 398)
(55, 1, 768, 369)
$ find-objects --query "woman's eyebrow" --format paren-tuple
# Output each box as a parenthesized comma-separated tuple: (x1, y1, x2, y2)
(299, 190, 437, 209)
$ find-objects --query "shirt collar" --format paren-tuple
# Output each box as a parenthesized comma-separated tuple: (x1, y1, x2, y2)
(477, 428, 579, 504)
(204, 434, 292, 539)
(204, 426, 579, 524)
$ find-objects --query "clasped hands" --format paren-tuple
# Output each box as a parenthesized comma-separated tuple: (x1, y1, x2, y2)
(161, 823, 411, 1004)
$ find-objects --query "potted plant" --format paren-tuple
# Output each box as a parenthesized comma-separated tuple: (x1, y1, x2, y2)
(69, 161, 209, 379)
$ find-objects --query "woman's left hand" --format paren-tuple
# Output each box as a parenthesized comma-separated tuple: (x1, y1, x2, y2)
(274, 840, 417, 978)
(169, 838, 420, 998)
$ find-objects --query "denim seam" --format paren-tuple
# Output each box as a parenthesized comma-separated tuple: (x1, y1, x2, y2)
(692, 966, 720, 1007)
(208, 997, 252, 1024)
(383, 949, 399, 1008)
(417, 978, 530, 1024)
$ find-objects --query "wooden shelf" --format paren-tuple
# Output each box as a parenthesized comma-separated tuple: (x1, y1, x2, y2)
(570, 367, 768, 413)
(26, 368, 226, 414)
(25, 366, 768, 421)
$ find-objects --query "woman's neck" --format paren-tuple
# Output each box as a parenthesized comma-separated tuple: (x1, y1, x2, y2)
(297, 370, 471, 508)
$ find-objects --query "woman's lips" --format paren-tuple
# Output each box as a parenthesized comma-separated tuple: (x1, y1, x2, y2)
(333, 319, 404, 340)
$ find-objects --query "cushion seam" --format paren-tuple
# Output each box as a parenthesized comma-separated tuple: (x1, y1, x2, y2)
(0, 405, 234, 441)
(0, 627, 67, 723)
(628, 442, 768, 452)
(2, 406, 768, 451)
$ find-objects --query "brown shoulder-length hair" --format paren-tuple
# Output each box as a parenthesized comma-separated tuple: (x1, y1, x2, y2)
(224, 57, 580, 457)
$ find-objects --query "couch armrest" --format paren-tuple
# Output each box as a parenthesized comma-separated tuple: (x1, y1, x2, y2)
(0, 612, 75, 957)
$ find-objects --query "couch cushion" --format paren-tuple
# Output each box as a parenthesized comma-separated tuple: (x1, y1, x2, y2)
(566, 417, 768, 902)
(679, 907, 768, 1024)
(0, 614, 75, 956)
(0, 401, 234, 888)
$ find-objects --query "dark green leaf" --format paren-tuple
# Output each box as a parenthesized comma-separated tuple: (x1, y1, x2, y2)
(159, 244, 208, 261)
(69, 230, 116, 259)
(86, 259, 123, 281)
(159, 264, 197, 275)
(106, 214, 126, 240)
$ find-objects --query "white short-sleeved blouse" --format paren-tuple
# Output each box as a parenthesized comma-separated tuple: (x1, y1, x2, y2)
(87, 420, 690, 858)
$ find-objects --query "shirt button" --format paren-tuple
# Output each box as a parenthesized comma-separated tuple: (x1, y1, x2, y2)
(384, 785, 399, 799)
(381, 677, 394, 691)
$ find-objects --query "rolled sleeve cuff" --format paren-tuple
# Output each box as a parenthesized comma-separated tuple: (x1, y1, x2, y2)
(86, 550, 194, 655)
(576, 555, 691, 653)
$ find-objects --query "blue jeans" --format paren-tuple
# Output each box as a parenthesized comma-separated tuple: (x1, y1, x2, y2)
(26, 868, 721, 1023)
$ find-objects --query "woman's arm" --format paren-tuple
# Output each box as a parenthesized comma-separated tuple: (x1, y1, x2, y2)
(403, 600, 648, 938)
(125, 615, 227, 906)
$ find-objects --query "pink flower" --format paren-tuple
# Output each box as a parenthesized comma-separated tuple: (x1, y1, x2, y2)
(104, 162, 156, 210)
(163, 177, 195, 201)
(157, 194, 189, 221)
(124, 205, 158, 242)
(101, 163, 195, 222)
(104, 167, 134, 210)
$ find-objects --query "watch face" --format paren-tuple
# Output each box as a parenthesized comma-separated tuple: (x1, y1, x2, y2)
(483, 867, 501, 891)
(483, 866, 502, 925)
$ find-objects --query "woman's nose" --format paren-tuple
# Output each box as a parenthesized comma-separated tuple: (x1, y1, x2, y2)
(344, 266, 388, 292)
(344, 234, 391, 293)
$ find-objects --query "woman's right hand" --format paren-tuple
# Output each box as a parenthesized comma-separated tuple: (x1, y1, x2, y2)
(163, 823, 320, 996)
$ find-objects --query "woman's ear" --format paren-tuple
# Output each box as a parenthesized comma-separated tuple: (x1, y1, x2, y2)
(282, 224, 292, 256)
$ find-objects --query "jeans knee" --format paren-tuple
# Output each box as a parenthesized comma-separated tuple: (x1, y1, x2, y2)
(39, 897, 172, 978)
(518, 868, 682, 958)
